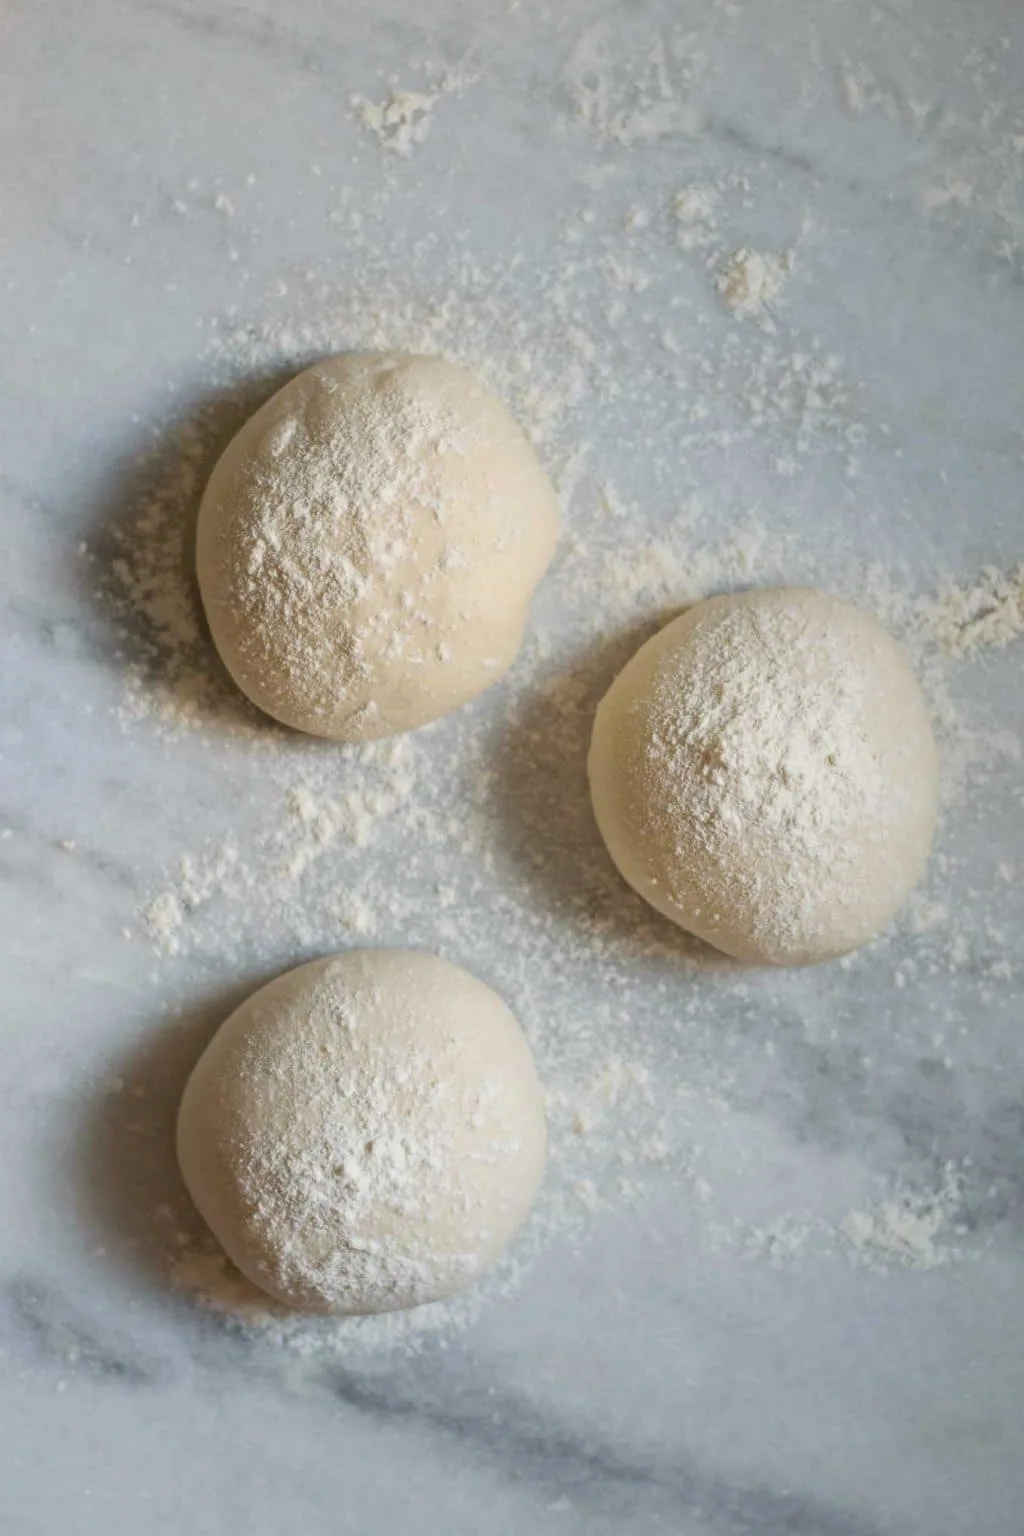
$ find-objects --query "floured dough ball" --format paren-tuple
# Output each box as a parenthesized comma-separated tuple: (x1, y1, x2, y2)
(588, 587, 939, 965)
(196, 353, 560, 741)
(177, 950, 547, 1315)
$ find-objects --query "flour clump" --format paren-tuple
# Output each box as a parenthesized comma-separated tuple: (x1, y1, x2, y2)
(176, 950, 547, 1314)
(588, 587, 939, 965)
(196, 352, 559, 741)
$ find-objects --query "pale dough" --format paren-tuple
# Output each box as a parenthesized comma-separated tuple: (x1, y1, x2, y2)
(588, 587, 939, 965)
(177, 950, 547, 1315)
(196, 353, 559, 741)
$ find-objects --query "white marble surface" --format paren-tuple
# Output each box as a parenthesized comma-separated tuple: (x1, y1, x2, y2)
(2, 2, 1024, 1533)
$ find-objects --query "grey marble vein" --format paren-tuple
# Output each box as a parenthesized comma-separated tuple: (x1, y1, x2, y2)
(3, 1273, 165, 1386)
(327, 1362, 890, 1536)
(142, 0, 369, 75)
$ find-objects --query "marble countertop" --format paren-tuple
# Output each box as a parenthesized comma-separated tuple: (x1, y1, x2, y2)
(2, 2, 1023, 1533)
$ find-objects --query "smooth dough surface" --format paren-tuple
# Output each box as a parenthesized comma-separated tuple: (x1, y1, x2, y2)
(196, 352, 560, 741)
(588, 586, 939, 965)
(177, 950, 547, 1315)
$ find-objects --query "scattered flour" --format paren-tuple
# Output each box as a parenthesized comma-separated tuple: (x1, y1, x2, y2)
(143, 891, 184, 956)
(672, 183, 719, 250)
(91, 17, 1023, 1354)
(717, 247, 793, 320)
(353, 90, 440, 157)
(352, 65, 478, 157)
(921, 565, 1024, 656)
(839, 1165, 967, 1273)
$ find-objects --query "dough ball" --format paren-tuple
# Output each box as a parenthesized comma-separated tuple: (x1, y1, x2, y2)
(196, 353, 560, 741)
(588, 587, 939, 965)
(177, 950, 547, 1315)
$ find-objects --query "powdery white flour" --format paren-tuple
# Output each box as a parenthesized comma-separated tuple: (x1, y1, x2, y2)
(93, 17, 1023, 1354)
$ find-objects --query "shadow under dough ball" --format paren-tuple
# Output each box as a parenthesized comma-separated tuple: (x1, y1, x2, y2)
(588, 586, 939, 965)
(196, 351, 560, 742)
(176, 949, 547, 1315)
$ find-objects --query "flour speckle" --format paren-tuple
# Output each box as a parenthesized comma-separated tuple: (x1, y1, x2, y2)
(839, 1166, 968, 1272)
(352, 65, 478, 158)
(718, 247, 793, 320)
(353, 90, 439, 157)
(144, 891, 184, 955)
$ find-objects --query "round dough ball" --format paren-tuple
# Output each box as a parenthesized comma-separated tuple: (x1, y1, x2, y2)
(177, 950, 547, 1315)
(588, 587, 939, 965)
(196, 352, 560, 741)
